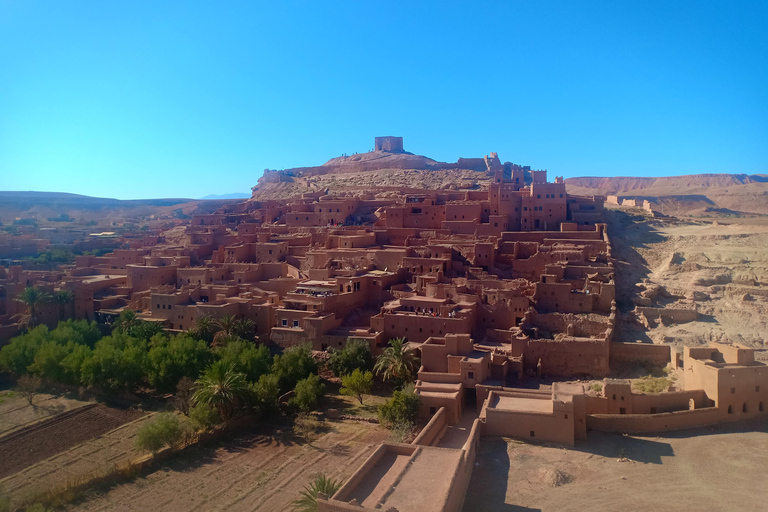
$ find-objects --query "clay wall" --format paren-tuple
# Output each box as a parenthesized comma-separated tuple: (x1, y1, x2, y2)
(610, 342, 671, 366)
(586, 407, 722, 433)
(126, 265, 177, 292)
(526, 338, 610, 377)
(412, 407, 447, 446)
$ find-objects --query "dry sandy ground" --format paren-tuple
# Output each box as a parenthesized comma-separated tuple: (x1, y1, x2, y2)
(464, 418, 768, 512)
(608, 210, 768, 352)
(66, 420, 389, 512)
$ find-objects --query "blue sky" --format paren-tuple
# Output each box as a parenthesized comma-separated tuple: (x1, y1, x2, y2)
(1, 1, 766, 200)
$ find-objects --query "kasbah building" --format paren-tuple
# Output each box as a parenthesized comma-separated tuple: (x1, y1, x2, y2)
(1, 137, 766, 512)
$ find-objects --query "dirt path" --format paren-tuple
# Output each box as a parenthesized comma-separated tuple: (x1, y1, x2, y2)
(463, 418, 768, 512)
(66, 420, 389, 512)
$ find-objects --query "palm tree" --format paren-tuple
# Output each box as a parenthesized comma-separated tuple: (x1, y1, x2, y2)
(16, 286, 52, 328)
(293, 474, 342, 512)
(114, 309, 140, 334)
(373, 337, 419, 385)
(53, 290, 75, 321)
(212, 314, 239, 346)
(192, 361, 249, 420)
(190, 314, 220, 344)
(234, 318, 255, 340)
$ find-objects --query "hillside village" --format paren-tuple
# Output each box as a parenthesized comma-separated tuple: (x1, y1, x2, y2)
(1, 138, 767, 512)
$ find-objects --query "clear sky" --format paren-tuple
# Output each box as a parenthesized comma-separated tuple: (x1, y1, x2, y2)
(1, 1, 766, 200)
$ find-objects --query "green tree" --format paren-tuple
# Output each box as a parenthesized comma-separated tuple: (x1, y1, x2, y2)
(0, 325, 49, 375)
(378, 384, 420, 429)
(52, 290, 74, 321)
(49, 319, 102, 348)
(293, 474, 342, 512)
(289, 373, 325, 412)
(215, 340, 271, 383)
(16, 286, 52, 328)
(146, 333, 211, 393)
(373, 337, 419, 385)
(340, 369, 373, 405)
(113, 310, 140, 335)
(251, 373, 281, 417)
(327, 338, 373, 377)
(192, 361, 250, 421)
(28, 341, 70, 382)
(272, 344, 317, 393)
(81, 332, 147, 394)
(234, 318, 256, 340)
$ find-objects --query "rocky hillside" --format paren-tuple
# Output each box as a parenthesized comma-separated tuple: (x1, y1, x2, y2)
(566, 174, 768, 216)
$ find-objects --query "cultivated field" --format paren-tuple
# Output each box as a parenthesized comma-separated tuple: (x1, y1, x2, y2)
(463, 418, 768, 512)
(65, 419, 390, 512)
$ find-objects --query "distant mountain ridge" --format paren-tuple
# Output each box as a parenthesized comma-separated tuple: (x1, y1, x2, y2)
(565, 173, 768, 195)
(200, 193, 251, 200)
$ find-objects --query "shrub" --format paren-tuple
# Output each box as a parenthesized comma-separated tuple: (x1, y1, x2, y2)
(135, 412, 191, 454)
(293, 474, 342, 512)
(251, 373, 281, 417)
(389, 421, 415, 443)
(327, 339, 373, 377)
(272, 344, 317, 393)
(290, 374, 325, 412)
(633, 376, 671, 394)
(0, 325, 49, 375)
(188, 402, 222, 432)
(293, 412, 321, 442)
(215, 340, 272, 383)
(378, 384, 420, 429)
(340, 369, 373, 404)
(590, 383, 603, 393)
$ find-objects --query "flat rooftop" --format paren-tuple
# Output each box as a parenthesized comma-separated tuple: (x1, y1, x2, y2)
(492, 394, 554, 414)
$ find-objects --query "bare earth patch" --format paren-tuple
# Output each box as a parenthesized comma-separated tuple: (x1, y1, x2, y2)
(0, 389, 93, 437)
(65, 419, 389, 512)
(464, 418, 768, 512)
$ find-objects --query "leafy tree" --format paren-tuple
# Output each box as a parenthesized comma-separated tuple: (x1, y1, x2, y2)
(16, 286, 52, 328)
(28, 341, 70, 382)
(17, 374, 43, 406)
(146, 333, 211, 393)
(293, 474, 342, 512)
(59, 343, 93, 385)
(340, 369, 373, 405)
(49, 319, 102, 348)
(130, 321, 165, 342)
(327, 338, 373, 377)
(0, 325, 49, 375)
(215, 340, 271, 383)
(378, 384, 420, 429)
(373, 337, 419, 385)
(272, 344, 317, 393)
(135, 412, 191, 454)
(289, 374, 325, 412)
(188, 402, 222, 432)
(251, 372, 281, 417)
(192, 361, 250, 420)
(81, 332, 147, 394)
(52, 290, 74, 321)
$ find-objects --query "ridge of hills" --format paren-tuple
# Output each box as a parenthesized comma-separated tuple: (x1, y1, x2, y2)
(564, 173, 768, 216)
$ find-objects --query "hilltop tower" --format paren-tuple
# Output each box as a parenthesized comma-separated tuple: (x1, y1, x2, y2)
(374, 136, 404, 153)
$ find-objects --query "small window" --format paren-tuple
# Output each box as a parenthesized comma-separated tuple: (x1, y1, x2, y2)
(743, 403, 748, 413)
(564, 414, 568, 419)
(757, 386, 761, 392)
(281, 319, 287, 326)
(293, 320, 299, 327)
(619, 407, 626, 414)
(430, 407, 436, 415)
(530, 430, 535, 437)
(732, 387, 736, 394)
(728, 405, 733, 414)
(468, 371, 474, 379)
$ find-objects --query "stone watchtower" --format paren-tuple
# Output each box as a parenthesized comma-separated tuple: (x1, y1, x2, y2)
(374, 136, 404, 153)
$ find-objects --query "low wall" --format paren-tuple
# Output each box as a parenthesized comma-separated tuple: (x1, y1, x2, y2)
(444, 418, 482, 512)
(610, 342, 671, 366)
(412, 407, 447, 446)
(586, 407, 722, 433)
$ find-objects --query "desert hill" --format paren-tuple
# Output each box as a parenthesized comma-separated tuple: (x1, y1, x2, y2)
(565, 174, 768, 216)
(0, 191, 242, 228)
